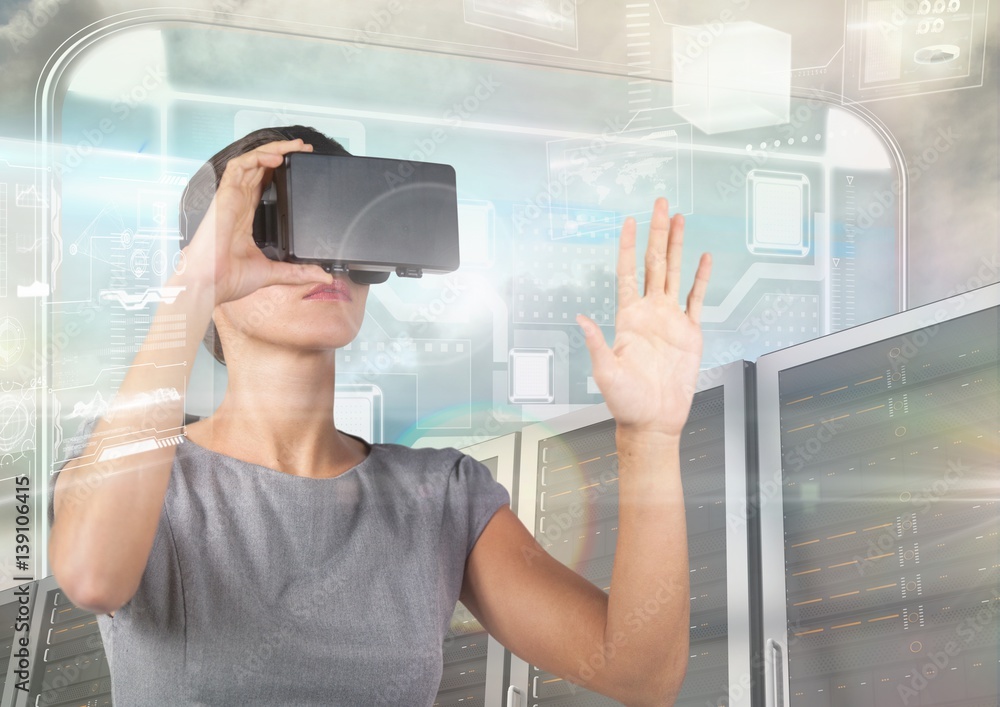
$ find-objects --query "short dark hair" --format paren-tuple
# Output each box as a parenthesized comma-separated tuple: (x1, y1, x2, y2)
(178, 125, 351, 365)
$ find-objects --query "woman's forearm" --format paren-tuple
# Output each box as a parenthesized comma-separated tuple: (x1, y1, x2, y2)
(603, 428, 690, 705)
(49, 267, 215, 614)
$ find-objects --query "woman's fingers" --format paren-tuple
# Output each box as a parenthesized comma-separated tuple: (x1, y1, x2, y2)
(224, 139, 312, 187)
(686, 252, 712, 325)
(644, 197, 671, 296)
(576, 313, 615, 386)
(214, 139, 314, 220)
(617, 217, 639, 309)
(665, 213, 684, 300)
(229, 155, 276, 189)
(624, 198, 707, 316)
(196, 139, 322, 304)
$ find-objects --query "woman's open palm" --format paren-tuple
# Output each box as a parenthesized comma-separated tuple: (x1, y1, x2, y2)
(577, 198, 712, 439)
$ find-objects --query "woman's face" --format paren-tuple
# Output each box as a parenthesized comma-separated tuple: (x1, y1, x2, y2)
(214, 274, 370, 360)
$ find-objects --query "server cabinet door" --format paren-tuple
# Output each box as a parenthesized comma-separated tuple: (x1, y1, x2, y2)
(1, 582, 37, 707)
(509, 361, 757, 706)
(21, 575, 112, 706)
(757, 283, 1000, 707)
(436, 432, 520, 707)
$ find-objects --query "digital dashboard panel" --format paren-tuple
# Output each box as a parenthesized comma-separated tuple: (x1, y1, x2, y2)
(843, 0, 990, 103)
(38, 21, 904, 457)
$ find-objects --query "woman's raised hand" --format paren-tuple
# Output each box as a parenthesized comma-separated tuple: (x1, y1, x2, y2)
(181, 138, 332, 306)
(576, 197, 712, 442)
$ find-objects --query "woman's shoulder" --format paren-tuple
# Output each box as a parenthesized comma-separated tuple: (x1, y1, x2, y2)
(370, 439, 466, 466)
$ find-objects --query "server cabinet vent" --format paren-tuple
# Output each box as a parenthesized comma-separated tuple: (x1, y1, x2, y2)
(24, 577, 112, 707)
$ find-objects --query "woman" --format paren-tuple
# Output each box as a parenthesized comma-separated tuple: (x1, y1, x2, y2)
(49, 125, 712, 706)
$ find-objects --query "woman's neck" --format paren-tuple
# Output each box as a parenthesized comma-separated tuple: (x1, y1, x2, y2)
(185, 350, 369, 478)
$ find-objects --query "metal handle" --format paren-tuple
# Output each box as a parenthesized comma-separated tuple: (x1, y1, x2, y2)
(506, 685, 523, 707)
(766, 638, 785, 707)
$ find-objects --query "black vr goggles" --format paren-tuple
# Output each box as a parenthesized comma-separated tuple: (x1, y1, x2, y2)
(182, 152, 461, 285)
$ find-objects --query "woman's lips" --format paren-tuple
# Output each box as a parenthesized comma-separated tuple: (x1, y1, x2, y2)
(303, 281, 352, 301)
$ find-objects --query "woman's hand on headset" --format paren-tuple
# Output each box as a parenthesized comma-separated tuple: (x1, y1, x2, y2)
(182, 138, 332, 307)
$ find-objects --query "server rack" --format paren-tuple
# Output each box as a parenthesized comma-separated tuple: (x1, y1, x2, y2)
(757, 282, 1000, 706)
(1, 582, 37, 707)
(20, 575, 111, 707)
(509, 361, 758, 706)
(436, 432, 521, 707)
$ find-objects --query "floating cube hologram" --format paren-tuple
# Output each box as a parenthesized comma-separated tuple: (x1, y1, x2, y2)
(508, 348, 554, 404)
(672, 21, 791, 135)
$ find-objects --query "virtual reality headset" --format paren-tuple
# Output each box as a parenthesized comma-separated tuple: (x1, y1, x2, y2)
(182, 152, 461, 285)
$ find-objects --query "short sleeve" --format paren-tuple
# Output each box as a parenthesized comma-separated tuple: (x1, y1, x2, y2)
(48, 415, 101, 529)
(446, 453, 512, 559)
